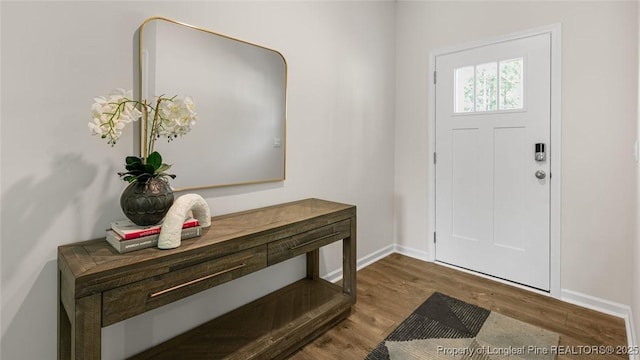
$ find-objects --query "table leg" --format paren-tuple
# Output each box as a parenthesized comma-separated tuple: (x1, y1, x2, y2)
(58, 291, 71, 359)
(343, 219, 357, 303)
(72, 293, 102, 359)
(306, 249, 320, 280)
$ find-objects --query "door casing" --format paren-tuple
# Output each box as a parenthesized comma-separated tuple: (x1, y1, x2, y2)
(426, 23, 562, 298)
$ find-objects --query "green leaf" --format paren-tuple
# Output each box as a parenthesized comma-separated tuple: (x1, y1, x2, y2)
(119, 152, 176, 184)
(144, 164, 155, 174)
(125, 156, 143, 166)
(146, 151, 162, 170)
(156, 163, 173, 174)
(125, 163, 141, 171)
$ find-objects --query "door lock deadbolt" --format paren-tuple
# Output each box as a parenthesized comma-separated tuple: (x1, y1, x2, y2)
(535, 143, 546, 162)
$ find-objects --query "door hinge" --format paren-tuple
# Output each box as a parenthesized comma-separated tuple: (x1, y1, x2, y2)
(433, 152, 437, 164)
(433, 71, 437, 85)
(434, 232, 437, 243)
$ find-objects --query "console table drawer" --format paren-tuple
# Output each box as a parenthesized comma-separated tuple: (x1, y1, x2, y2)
(268, 219, 351, 265)
(102, 245, 267, 326)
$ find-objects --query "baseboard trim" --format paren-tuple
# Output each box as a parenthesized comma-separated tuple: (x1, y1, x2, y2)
(322, 244, 395, 283)
(561, 289, 628, 318)
(628, 308, 638, 360)
(392, 244, 432, 262)
(561, 289, 637, 359)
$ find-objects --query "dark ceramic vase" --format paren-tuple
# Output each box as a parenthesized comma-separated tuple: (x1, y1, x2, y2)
(120, 177, 174, 226)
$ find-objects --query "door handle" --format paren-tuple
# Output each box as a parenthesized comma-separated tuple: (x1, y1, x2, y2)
(535, 170, 546, 179)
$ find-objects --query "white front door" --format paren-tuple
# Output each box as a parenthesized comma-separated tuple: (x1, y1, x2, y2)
(435, 33, 551, 291)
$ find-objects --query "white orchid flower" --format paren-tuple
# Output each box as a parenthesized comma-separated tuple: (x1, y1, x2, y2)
(89, 89, 196, 150)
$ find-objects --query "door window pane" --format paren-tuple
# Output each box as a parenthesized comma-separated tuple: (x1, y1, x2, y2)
(499, 58, 523, 110)
(475, 62, 497, 111)
(453, 57, 524, 114)
(455, 66, 474, 113)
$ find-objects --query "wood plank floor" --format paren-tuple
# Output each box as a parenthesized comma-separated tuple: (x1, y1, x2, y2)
(290, 253, 628, 359)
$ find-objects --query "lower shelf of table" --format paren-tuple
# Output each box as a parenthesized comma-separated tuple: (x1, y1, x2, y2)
(129, 278, 353, 360)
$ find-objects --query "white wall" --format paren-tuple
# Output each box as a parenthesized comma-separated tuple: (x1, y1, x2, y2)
(395, 1, 638, 305)
(634, 1, 640, 346)
(2, 1, 638, 359)
(0, 2, 396, 359)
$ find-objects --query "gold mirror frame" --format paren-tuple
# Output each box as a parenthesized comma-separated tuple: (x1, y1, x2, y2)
(136, 17, 287, 191)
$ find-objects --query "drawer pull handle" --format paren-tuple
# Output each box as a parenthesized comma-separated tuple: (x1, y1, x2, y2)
(289, 232, 340, 250)
(149, 263, 247, 298)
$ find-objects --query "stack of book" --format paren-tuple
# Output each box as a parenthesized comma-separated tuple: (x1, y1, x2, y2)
(105, 218, 201, 253)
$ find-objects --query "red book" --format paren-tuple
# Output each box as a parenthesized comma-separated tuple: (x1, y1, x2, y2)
(110, 218, 199, 240)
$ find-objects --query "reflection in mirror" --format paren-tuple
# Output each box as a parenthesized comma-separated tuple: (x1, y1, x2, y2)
(138, 17, 287, 190)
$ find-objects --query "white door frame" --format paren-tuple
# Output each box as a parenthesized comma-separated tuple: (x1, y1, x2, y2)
(427, 24, 562, 298)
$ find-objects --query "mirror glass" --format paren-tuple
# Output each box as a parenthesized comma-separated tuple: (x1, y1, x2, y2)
(138, 17, 287, 190)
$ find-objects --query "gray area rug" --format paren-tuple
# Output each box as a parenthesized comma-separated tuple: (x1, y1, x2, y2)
(365, 292, 559, 360)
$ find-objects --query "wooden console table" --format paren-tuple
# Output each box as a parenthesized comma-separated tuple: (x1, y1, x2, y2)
(58, 198, 356, 359)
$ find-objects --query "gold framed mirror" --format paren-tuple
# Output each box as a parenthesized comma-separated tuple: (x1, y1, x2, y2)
(137, 17, 287, 191)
